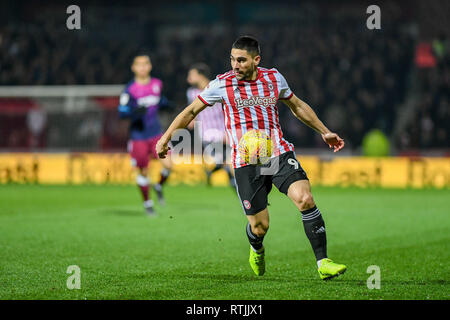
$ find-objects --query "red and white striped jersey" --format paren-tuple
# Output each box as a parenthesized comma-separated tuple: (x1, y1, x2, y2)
(198, 67, 295, 168)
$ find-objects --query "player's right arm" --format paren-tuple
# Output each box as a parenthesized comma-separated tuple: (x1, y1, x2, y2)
(156, 98, 208, 158)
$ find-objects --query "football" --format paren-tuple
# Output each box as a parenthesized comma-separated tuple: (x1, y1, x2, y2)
(238, 129, 272, 165)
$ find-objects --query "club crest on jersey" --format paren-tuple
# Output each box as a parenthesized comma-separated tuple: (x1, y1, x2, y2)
(152, 84, 161, 94)
(235, 96, 277, 109)
(267, 83, 274, 91)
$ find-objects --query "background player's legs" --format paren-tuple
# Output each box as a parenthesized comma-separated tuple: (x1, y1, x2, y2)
(206, 163, 235, 188)
(223, 165, 236, 189)
(149, 135, 172, 204)
(137, 167, 154, 212)
(130, 140, 154, 214)
(246, 208, 269, 253)
(207, 163, 222, 183)
(154, 156, 172, 204)
(287, 180, 327, 266)
(157, 156, 172, 185)
(205, 142, 236, 188)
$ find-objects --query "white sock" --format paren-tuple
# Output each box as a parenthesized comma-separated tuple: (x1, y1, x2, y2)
(161, 168, 170, 177)
(136, 174, 149, 187)
(317, 259, 324, 268)
(143, 200, 154, 208)
(251, 245, 264, 254)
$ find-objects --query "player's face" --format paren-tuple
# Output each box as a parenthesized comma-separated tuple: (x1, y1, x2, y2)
(187, 69, 200, 87)
(132, 56, 152, 78)
(230, 48, 260, 81)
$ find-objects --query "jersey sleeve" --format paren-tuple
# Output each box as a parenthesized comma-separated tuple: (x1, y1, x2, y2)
(118, 88, 132, 118)
(198, 78, 224, 106)
(118, 86, 144, 118)
(276, 71, 294, 100)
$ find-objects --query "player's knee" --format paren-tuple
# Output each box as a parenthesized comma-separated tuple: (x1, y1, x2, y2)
(160, 157, 172, 169)
(138, 167, 148, 176)
(301, 193, 315, 210)
(164, 161, 173, 170)
(251, 221, 269, 237)
(291, 191, 315, 210)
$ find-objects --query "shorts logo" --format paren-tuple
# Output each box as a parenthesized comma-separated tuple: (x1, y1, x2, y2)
(243, 200, 251, 210)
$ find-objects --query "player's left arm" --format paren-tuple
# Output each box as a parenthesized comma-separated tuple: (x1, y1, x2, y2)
(281, 94, 345, 152)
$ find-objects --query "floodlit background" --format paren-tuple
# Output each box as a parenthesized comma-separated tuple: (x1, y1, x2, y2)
(0, 0, 448, 156)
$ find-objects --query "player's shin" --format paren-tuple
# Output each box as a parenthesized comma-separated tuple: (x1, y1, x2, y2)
(301, 206, 327, 266)
(246, 223, 265, 253)
(157, 168, 171, 186)
(136, 174, 150, 202)
(154, 168, 170, 205)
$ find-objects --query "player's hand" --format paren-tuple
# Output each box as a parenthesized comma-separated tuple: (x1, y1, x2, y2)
(135, 105, 148, 114)
(322, 132, 345, 152)
(156, 138, 171, 158)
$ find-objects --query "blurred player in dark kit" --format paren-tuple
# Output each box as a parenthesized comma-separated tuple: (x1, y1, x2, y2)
(118, 54, 172, 215)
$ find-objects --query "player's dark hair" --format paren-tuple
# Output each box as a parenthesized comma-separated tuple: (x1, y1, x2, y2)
(232, 36, 261, 57)
(189, 63, 211, 79)
(132, 50, 151, 63)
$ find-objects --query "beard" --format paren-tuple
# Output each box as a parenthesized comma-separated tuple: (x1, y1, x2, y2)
(239, 64, 256, 80)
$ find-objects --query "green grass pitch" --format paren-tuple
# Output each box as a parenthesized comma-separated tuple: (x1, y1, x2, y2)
(0, 184, 449, 300)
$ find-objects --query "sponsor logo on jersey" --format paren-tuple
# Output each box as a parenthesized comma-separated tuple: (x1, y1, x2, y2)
(137, 95, 160, 107)
(235, 96, 277, 109)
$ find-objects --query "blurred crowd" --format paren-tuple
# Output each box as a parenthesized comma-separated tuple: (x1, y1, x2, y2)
(400, 43, 449, 150)
(0, 1, 447, 151)
(0, 19, 139, 85)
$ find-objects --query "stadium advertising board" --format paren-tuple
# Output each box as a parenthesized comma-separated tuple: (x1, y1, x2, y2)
(0, 153, 448, 188)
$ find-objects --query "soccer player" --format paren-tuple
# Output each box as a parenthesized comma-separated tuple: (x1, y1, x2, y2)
(156, 36, 347, 280)
(118, 53, 172, 215)
(186, 63, 236, 188)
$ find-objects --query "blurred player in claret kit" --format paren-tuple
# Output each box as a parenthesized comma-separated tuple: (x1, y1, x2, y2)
(118, 53, 172, 215)
(186, 63, 236, 188)
(156, 36, 347, 280)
